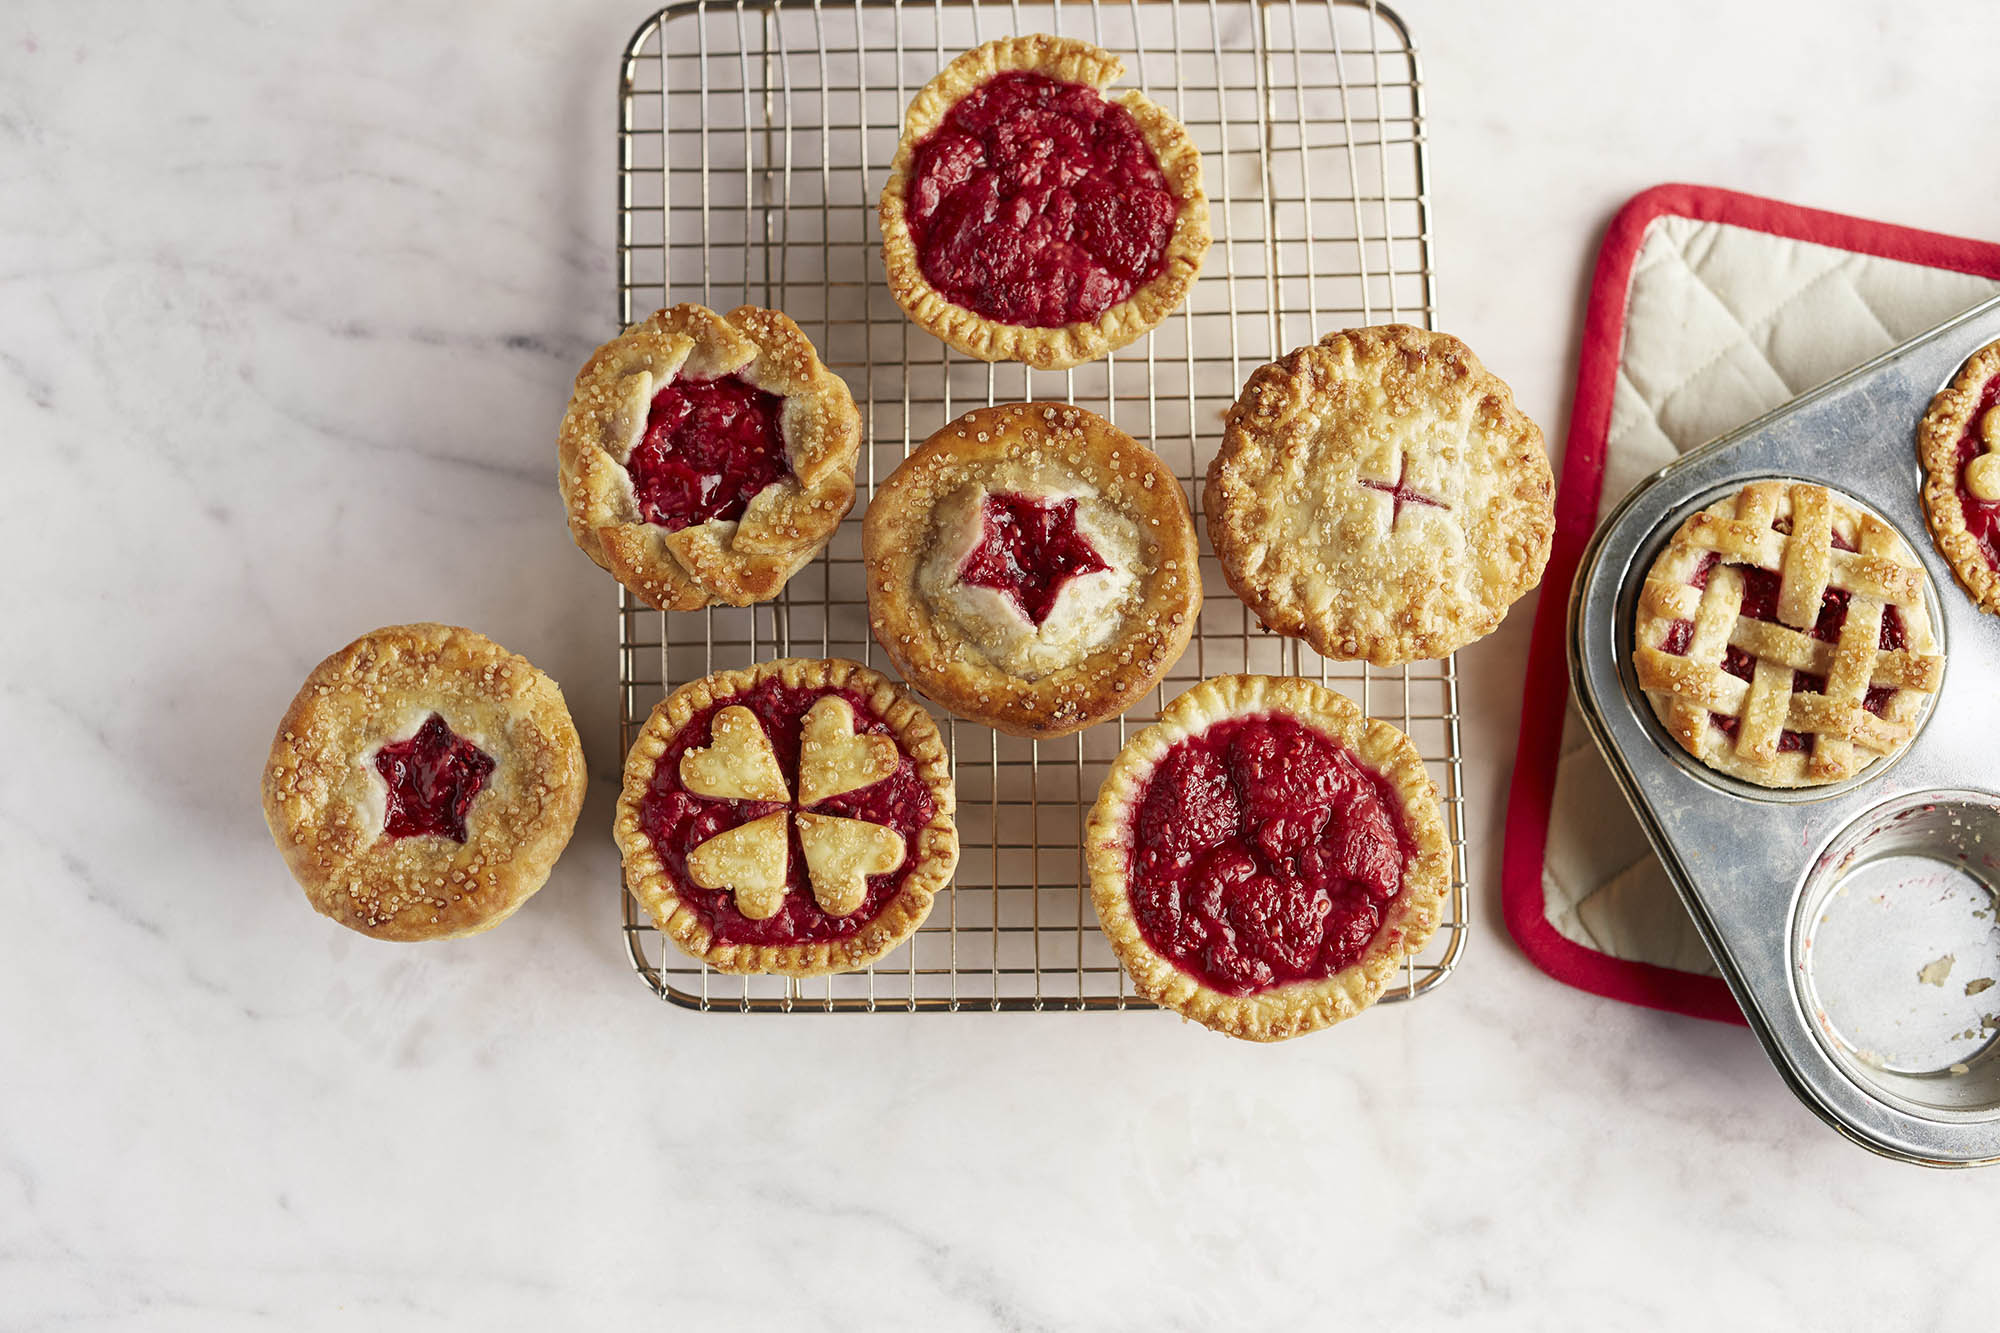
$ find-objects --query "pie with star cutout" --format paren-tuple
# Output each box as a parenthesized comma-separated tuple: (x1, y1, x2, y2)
(880, 34, 1210, 371)
(1205, 324, 1555, 666)
(1918, 336, 2000, 616)
(863, 402, 1201, 738)
(558, 303, 862, 611)
(1086, 674, 1451, 1042)
(616, 658, 958, 976)
(260, 623, 587, 941)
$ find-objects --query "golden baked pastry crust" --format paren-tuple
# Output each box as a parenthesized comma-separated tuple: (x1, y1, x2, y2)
(1085, 674, 1450, 1042)
(863, 402, 1200, 738)
(260, 623, 587, 941)
(1205, 325, 1554, 666)
(557, 303, 861, 611)
(1632, 480, 1943, 789)
(615, 657, 958, 977)
(1917, 337, 2000, 616)
(879, 35, 1210, 371)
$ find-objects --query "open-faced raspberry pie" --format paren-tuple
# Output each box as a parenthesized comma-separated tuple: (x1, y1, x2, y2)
(261, 623, 587, 941)
(1919, 336, 2000, 615)
(558, 303, 861, 611)
(616, 658, 958, 976)
(1205, 325, 1555, 666)
(1633, 480, 1945, 789)
(880, 35, 1210, 371)
(863, 402, 1200, 738)
(1086, 674, 1450, 1042)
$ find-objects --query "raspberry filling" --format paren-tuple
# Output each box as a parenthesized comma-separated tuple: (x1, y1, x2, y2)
(1658, 530, 1910, 751)
(624, 373, 791, 531)
(957, 491, 1110, 625)
(1124, 714, 1413, 997)
(373, 713, 496, 843)
(904, 71, 1177, 327)
(1952, 374, 2000, 571)
(637, 680, 935, 945)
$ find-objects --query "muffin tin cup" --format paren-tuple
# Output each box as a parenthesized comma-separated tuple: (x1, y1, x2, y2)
(1570, 292, 2000, 1166)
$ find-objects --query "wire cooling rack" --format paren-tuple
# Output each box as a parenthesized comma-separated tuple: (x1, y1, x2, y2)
(615, 0, 1465, 1012)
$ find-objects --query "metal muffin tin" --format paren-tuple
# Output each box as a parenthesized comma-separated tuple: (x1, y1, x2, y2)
(1571, 293, 2000, 1167)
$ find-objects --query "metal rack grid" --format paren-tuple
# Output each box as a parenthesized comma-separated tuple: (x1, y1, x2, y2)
(615, 0, 1466, 1011)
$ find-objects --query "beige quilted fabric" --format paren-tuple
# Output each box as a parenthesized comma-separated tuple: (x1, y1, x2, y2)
(1544, 214, 2000, 971)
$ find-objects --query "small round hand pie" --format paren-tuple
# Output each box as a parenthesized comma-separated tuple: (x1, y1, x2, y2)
(880, 34, 1210, 371)
(864, 402, 1201, 738)
(1205, 324, 1554, 666)
(616, 657, 958, 977)
(1918, 336, 2000, 615)
(558, 303, 861, 611)
(261, 623, 587, 941)
(1087, 674, 1450, 1042)
(1633, 479, 1944, 789)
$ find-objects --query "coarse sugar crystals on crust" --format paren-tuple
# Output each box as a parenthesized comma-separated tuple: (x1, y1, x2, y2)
(1917, 336, 2000, 616)
(1205, 324, 1555, 666)
(864, 401, 1201, 738)
(557, 303, 861, 611)
(1632, 479, 1943, 789)
(260, 623, 587, 942)
(880, 34, 1210, 371)
(615, 657, 959, 978)
(1085, 673, 1450, 1042)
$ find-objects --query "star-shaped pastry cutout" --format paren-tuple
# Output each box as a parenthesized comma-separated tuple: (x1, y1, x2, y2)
(372, 713, 496, 843)
(678, 698, 908, 919)
(956, 491, 1110, 626)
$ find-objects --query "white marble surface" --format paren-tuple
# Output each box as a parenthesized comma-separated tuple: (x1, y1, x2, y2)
(6, 1, 1999, 1326)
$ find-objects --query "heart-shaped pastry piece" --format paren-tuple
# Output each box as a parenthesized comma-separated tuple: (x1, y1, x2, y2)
(796, 696, 900, 807)
(679, 705, 790, 803)
(795, 811, 906, 916)
(685, 811, 791, 919)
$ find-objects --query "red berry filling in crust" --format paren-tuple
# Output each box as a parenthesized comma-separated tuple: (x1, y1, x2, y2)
(624, 373, 791, 531)
(637, 680, 936, 945)
(957, 491, 1110, 625)
(373, 713, 496, 843)
(905, 71, 1177, 328)
(1657, 528, 1910, 752)
(1953, 374, 2000, 571)
(1125, 714, 1412, 997)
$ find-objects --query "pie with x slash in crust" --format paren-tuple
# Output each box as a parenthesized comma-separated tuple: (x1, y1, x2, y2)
(1633, 479, 1944, 789)
(1087, 674, 1450, 1042)
(558, 303, 861, 611)
(1918, 336, 2000, 616)
(863, 402, 1201, 738)
(880, 35, 1210, 371)
(261, 623, 587, 941)
(1205, 324, 1555, 666)
(616, 658, 958, 977)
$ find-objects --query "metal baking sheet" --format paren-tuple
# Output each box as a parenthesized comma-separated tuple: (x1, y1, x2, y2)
(1570, 292, 2000, 1166)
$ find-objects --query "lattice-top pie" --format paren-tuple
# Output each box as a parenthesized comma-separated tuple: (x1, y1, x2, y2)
(616, 658, 958, 976)
(1205, 325, 1555, 665)
(1087, 674, 1450, 1042)
(261, 623, 587, 941)
(1918, 336, 2000, 615)
(864, 402, 1200, 738)
(1633, 480, 1945, 789)
(880, 35, 1210, 371)
(558, 303, 861, 611)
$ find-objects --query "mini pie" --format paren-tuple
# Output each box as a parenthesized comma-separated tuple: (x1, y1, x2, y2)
(1205, 324, 1555, 666)
(558, 303, 861, 611)
(1087, 674, 1450, 1042)
(1633, 480, 1945, 789)
(863, 401, 1200, 738)
(616, 657, 958, 976)
(880, 35, 1210, 371)
(261, 623, 587, 941)
(1918, 336, 2000, 615)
